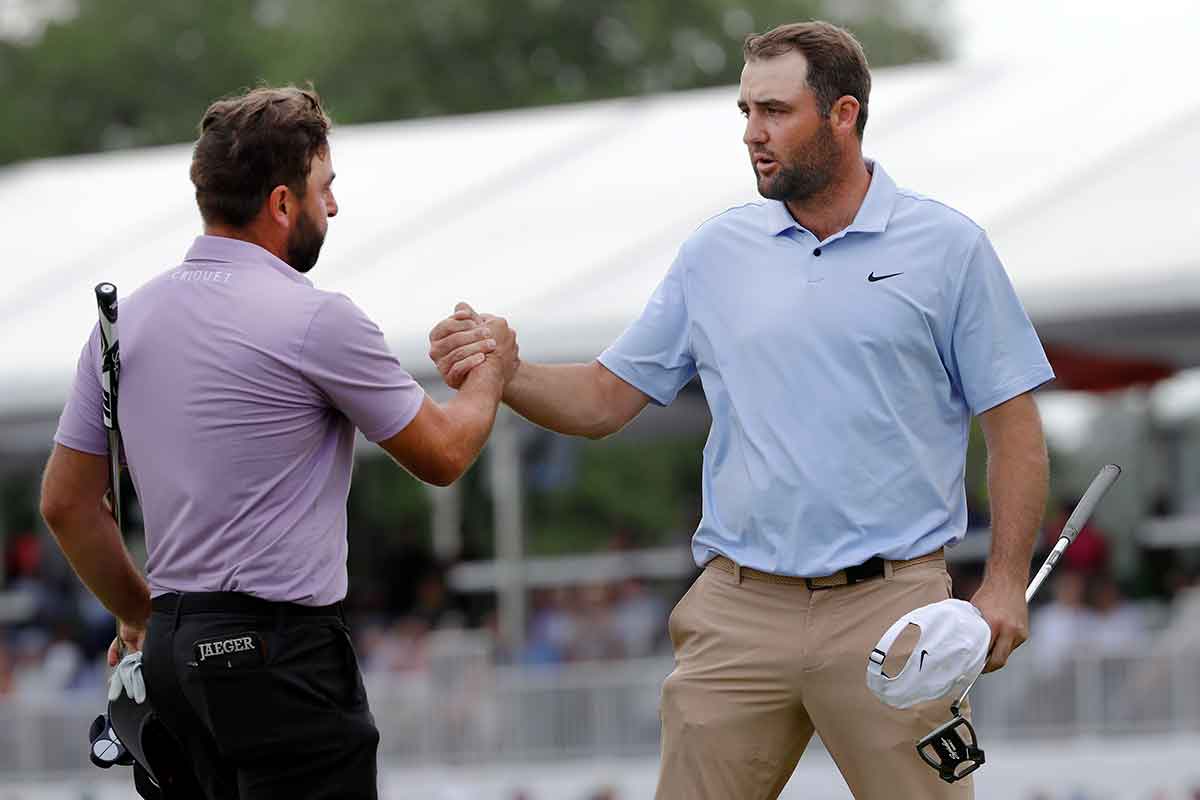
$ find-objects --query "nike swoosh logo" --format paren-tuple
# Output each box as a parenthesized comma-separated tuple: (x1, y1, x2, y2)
(919, 649, 929, 670)
(867, 271, 903, 282)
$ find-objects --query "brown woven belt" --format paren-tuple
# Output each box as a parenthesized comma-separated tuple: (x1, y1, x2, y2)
(707, 549, 944, 590)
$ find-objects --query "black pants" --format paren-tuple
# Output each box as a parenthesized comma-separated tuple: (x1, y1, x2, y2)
(142, 592, 379, 799)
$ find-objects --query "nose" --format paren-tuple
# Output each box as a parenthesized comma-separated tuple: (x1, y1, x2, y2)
(743, 112, 767, 147)
(327, 191, 338, 218)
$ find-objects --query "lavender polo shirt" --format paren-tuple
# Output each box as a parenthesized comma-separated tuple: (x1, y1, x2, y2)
(55, 236, 425, 606)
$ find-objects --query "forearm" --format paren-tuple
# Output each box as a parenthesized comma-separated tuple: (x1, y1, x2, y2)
(46, 505, 150, 625)
(982, 414, 1049, 589)
(503, 361, 617, 438)
(441, 361, 506, 473)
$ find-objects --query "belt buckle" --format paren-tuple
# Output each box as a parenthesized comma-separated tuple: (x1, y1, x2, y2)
(806, 558, 884, 590)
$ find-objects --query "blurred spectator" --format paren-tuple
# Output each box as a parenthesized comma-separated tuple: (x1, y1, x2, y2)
(1085, 572, 1149, 655)
(1044, 499, 1111, 576)
(524, 588, 574, 666)
(381, 546, 448, 619)
(352, 547, 473, 674)
(1160, 576, 1200, 650)
(612, 578, 666, 658)
(360, 619, 429, 673)
(0, 640, 13, 697)
(14, 624, 86, 697)
(411, 568, 465, 631)
(77, 591, 119, 661)
(517, 579, 671, 666)
(1031, 571, 1091, 676)
(3, 530, 40, 583)
(570, 584, 624, 662)
(1032, 568, 1150, 678)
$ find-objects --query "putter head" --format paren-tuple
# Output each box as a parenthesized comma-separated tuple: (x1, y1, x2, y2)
(89, 713, 134, 769)
(916, 714, 985, 784)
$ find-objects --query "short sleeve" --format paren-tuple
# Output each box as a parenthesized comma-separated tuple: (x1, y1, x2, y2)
(299, 294, 426, 442)
(945, 232, 1055, 414)
(597, 251, 697, 406)
(53, 324, 110, 455)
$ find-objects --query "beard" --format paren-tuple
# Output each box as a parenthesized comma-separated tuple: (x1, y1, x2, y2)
(754, 121, 841, 203)
(285, 207, 326, 274)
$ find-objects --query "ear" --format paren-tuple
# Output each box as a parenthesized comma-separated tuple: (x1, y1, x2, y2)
(266, 184, 291, 228)
(830, 95, 861, 137)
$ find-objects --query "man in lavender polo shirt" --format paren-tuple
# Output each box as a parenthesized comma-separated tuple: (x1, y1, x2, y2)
(39, 87, 515, 799)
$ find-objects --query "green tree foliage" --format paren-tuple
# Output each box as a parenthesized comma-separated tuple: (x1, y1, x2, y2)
(525, 435, 706, 555)
(0, 0, 944, 166)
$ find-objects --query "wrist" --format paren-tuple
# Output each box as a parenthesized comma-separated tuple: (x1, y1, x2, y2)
(468, 358, 505, 395)
(501, 359, 524, 402)
(125, 597, 151, 625)
(121, 583, 152, 626)
(979, 571, 1026, 596)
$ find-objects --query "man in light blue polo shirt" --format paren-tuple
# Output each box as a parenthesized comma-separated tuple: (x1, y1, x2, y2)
(430, 20, 1051, 800)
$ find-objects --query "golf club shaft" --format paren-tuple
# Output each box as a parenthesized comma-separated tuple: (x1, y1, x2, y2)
(95, 283, 124, 658)
(1025, 463, 1122, 602)
(951, 463, 1122, 712)
(95, 283, 122, 531)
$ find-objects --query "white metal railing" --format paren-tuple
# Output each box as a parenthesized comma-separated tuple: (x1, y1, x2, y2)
(2, 641, 1197, 773)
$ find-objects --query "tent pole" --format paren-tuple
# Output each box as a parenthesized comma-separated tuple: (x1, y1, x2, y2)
(489, 408, 526, 659)
(428, 481, 462, 563)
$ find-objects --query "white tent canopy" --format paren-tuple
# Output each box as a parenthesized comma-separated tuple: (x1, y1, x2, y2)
(3, 19, 1200, 423)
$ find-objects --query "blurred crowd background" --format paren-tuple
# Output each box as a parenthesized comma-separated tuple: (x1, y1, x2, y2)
(3, 1, 1200, 798)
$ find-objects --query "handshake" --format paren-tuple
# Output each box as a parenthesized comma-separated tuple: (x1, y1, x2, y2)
(427, 302, 520, 389)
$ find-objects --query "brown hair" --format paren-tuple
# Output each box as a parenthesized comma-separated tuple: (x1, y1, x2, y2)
(190, 86, 331, 228)
(743, 21, 871, 139)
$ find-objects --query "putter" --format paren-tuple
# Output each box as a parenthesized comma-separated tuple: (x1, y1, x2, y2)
(917, 463, 1123, 784)
(90, 282, 134, 770)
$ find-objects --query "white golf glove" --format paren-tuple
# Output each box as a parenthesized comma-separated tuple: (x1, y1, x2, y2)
(107, 651, 146, 704)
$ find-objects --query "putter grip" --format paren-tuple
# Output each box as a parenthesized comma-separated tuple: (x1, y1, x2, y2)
(1059, 464, 1121, 544)
(95, 283, 119, 324)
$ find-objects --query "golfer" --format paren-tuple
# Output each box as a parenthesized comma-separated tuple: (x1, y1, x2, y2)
(40, 86, 516, 799)
(429, 21, 1052, 799)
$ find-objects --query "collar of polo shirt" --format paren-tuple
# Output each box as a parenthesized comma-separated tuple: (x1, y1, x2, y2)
(184, 235, 314, 287)
(762, 159, 898, 240)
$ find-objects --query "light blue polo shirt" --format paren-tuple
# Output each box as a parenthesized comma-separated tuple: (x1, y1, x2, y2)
(598, 162, 1054, 577)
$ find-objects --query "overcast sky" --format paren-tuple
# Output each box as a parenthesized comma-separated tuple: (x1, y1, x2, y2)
(949, 0, 1197, 61)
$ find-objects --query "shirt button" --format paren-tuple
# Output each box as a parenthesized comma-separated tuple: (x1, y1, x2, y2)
(812, 248, 822, 256)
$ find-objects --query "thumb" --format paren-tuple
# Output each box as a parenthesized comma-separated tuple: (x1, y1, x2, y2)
(983, 632, 1014, 673)
(454, 301, 479, 320)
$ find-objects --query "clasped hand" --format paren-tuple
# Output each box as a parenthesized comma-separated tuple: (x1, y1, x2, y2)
(428, 302, 518, 387)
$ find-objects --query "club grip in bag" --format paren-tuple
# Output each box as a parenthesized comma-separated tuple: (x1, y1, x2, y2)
(95, 282, 119, 325)
(94, 283, 120, 432)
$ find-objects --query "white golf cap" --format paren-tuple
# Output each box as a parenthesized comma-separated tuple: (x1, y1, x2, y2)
(866, 599, 992, 710)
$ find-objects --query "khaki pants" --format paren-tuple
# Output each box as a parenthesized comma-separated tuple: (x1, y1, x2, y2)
(656, 554, 973, 799)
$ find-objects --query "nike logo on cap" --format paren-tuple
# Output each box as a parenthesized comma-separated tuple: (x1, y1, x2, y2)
(919, 649, 929, 670)
(867, 271, 903, 282)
